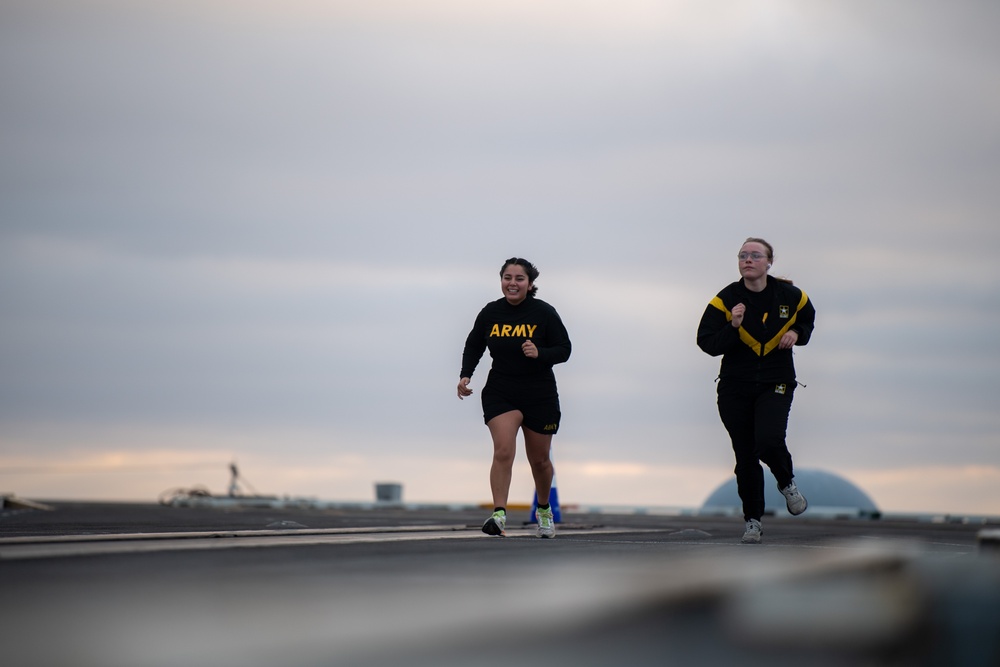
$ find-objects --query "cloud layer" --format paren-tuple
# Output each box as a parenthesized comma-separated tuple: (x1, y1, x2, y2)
(2, 0, 999, 514)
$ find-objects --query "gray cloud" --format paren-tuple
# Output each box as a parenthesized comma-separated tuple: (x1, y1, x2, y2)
(2, 0, 998, 511)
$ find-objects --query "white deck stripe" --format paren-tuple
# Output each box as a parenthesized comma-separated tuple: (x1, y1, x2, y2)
(0, 526, 648, 560)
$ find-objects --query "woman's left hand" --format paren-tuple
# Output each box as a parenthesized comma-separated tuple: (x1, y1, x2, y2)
(522, 339, 538, 358)
(778, 330, 799, 349)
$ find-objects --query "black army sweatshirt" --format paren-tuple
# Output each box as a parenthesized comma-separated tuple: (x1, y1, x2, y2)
(461, 297, 571, 381)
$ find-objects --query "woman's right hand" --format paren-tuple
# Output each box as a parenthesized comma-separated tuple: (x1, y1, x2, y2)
(457, 377, 473, 400)
(731, 303, 746, 328)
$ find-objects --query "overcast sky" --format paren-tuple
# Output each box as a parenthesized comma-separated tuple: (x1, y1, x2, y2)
(2, 0, 998, 516)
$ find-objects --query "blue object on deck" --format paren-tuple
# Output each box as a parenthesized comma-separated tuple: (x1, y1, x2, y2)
(530, 481, 561, 523)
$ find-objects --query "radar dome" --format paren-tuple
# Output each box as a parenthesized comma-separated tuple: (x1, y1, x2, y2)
(701, 468, 879, 518)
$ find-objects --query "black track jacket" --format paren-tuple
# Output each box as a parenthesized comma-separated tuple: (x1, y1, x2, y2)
(697, 276, 815, 383)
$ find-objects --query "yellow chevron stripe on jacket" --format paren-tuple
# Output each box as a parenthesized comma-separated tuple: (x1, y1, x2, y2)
(709, 291, 809, 357)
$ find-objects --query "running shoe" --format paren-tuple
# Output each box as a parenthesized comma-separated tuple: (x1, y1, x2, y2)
(482, 510, 506, 536)
(781, 482, 808, 516)
(536, 506, 555, 539)
(741, 518, 762, 544)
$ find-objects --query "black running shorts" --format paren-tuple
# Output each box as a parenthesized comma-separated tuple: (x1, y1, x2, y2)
(481, 374, 561, 435)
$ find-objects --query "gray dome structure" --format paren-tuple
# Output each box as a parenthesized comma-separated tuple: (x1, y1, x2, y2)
(701, 468, 880, 519)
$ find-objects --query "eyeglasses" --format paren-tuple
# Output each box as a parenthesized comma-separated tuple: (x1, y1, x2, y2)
(738, 252, 768, 261)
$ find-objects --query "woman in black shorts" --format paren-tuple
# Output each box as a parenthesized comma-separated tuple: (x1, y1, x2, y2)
(458, 257, 572, 538)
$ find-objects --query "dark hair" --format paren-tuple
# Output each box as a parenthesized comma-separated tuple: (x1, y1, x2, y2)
(500, 257, 539, 297)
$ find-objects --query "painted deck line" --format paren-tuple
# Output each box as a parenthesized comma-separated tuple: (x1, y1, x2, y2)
(0, 524, 471, 545)
(0, 526, 653, 561)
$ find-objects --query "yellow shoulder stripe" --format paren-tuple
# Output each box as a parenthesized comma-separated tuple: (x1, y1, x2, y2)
(709, 296, 729, 318)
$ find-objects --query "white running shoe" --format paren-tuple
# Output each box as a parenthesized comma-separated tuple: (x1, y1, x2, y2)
(482, 510, 506, 536)
(781, 482, 808, 515)
(536, 506, 555, 539)
(741, 518, 762, 544)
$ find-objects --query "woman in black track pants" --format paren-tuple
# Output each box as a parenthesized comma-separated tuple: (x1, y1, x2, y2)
(697, 238, 816, 544)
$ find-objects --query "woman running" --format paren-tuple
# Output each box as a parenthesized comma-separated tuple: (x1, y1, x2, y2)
(697, 238, 816, 544)
(458, 257, 571, 538)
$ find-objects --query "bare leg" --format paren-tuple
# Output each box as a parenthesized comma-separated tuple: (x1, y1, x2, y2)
(523, 427, 554, 505)
(486, 410, 523, 509)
